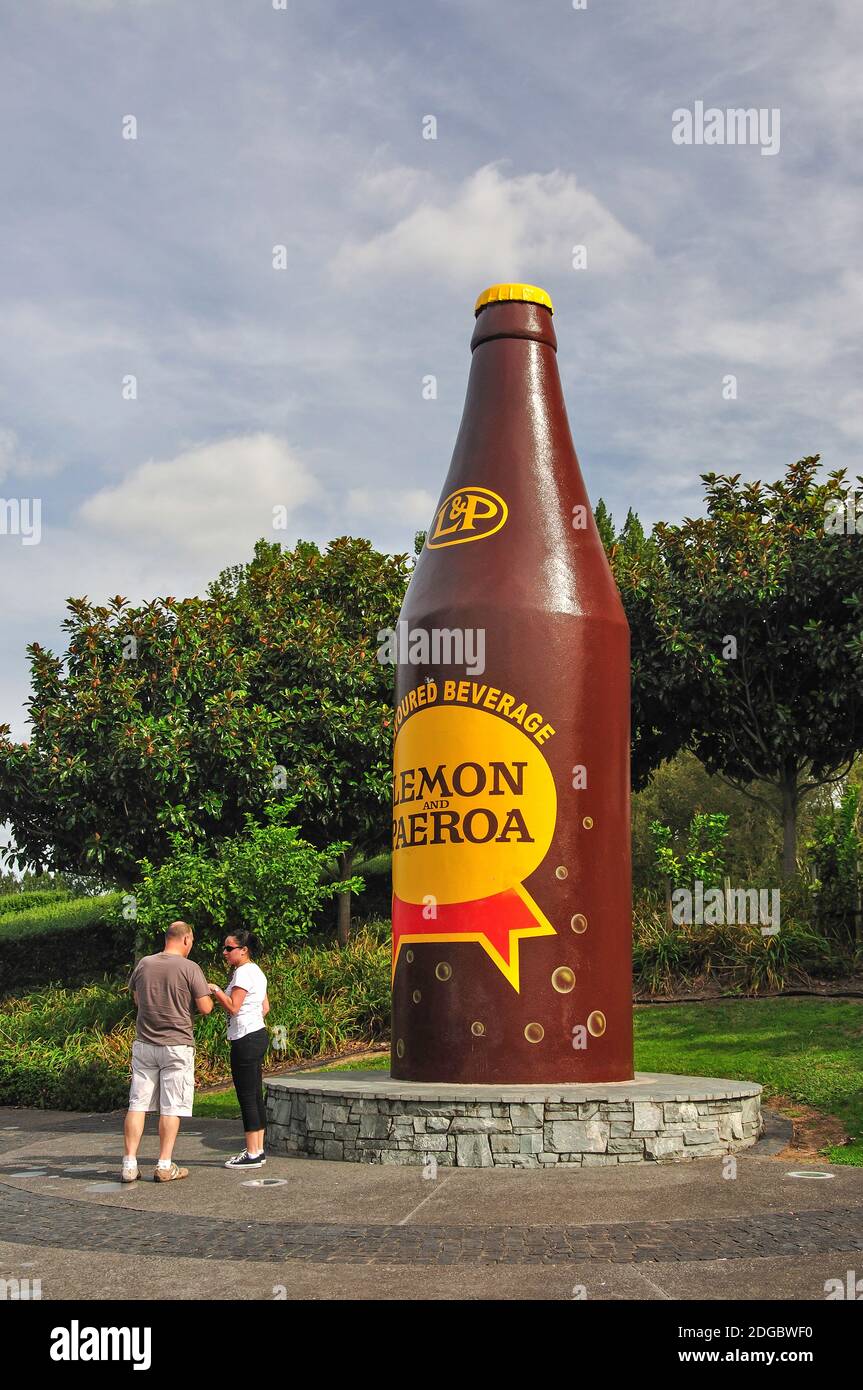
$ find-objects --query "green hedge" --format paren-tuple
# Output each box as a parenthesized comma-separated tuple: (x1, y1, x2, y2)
(0, 889, 74, 918)
(0, 894, 133, 995)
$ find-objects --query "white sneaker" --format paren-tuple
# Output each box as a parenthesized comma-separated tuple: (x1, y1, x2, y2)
(224, 1150, 264, 1169)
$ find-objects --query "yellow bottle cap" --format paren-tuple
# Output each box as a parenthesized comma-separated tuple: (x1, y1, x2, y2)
(474, 282, 554, 315)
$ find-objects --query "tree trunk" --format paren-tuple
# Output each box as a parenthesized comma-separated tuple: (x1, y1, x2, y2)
(780, 775, 798, 878)
(337, 849, 355, 947)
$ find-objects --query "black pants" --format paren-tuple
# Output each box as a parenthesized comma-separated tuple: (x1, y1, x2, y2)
(230, 1028, 269, 1133)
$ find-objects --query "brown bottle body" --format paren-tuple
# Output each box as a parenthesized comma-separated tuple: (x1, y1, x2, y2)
(391, 299, 633, 1083)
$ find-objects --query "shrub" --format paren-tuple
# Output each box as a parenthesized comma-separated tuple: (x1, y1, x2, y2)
(192, 919, 392, 1078)
(0, 888, 74, 918)
(632, 899, 698, 993)
(0, 978, 135, 1110)
(700, 918, 844, 993)
(650, 813, 730, 891)
(632, 892, 843, 994)
(0, 894, 131, 995)
(807, 787, 861, 952)
(133, 804, 361, 960)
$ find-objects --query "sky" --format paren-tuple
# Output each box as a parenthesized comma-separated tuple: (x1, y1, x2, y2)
(1, 0, 862, 744)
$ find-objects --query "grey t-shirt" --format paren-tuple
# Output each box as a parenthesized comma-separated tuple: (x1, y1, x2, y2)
(128, 953, 210, 1047)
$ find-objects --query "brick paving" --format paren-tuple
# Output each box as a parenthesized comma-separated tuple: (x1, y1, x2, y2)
(2, 1180, 862, 1266)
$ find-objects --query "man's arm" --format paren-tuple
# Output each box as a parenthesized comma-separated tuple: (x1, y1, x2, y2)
(191, 965, 214, 1014)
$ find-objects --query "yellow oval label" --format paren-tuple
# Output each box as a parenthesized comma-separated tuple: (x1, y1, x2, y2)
(393, 704, 556, 905)
(427, 486, 507, 548)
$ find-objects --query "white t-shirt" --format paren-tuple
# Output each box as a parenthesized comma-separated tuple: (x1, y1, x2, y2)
(226, 962, 267, 1041)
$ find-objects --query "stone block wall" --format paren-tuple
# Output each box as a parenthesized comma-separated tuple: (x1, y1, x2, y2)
(264, 1085, 762, 1167)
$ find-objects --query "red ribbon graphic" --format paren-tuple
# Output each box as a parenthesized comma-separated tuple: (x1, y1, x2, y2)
(392, 886, 555, 991)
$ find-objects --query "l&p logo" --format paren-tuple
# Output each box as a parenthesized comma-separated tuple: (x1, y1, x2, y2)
(427, 486, 508, 548)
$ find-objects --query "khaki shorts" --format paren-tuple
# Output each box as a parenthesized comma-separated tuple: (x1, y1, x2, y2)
(128, 1041, 195, 1118)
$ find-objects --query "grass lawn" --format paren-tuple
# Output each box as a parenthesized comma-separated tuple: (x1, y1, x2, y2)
(194, 1088, 242, 1119)
(634, 998, 862, 1165)
(313, 1054, 390, 1073)
(257, 1000, 862, 1166)
(195, 1052, 392, 1117)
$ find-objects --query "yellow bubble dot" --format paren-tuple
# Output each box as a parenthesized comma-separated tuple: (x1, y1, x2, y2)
(435, 962, 452, 981)
(582, 816, 594, 829)
(551, 966, 576, 993)
(412, 990, 421, 1004)
(587, 1010, 606, 1037)
(471, 1021, 485, 1036)
(524, 1022, 545, 1044)
(570, 913, 588, 934)
(555, 866, 568, 880)
(396, 1038, 405, 1058)
(405, 950, 414, 963)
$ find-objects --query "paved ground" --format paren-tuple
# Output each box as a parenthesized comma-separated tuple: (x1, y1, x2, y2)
(1, 1106, 861, 1300)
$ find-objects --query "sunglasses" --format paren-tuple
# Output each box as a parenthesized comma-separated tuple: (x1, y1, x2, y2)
(222, 944, 243, 953)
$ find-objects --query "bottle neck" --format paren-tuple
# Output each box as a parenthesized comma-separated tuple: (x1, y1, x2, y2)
(470, 301, 557, 353)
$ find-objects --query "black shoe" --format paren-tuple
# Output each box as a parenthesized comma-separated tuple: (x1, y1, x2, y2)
(224, 1150, 264, 1169)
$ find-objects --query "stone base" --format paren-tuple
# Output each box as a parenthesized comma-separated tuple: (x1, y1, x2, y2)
(264, 1071, 762, 1167)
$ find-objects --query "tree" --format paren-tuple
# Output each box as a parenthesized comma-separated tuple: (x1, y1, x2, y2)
(629, 749, 804, 892)
(649, 458, 863, 875)
(134, 803, 360, 959)
(593, 498, 616, 552)
(596, 500, 690, 788)
(0, 590, 275, 887)
(209, 537, 411, 942)
(0, 538, 411, 935)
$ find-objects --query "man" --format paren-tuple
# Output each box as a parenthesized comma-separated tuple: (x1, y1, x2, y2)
(122, 920, 213, 1183)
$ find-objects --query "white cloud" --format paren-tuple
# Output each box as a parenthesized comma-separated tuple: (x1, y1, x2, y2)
(333, 163, 647, 286)
(346, 487, 436, 527)
(0, 434, 324, 740)
(696, 319, 826, 369)
(77, 434, 321, 561)
(352, 165, 429, 218)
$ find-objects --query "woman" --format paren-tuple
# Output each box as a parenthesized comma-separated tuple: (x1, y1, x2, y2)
(209, 930, 270, 1169)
